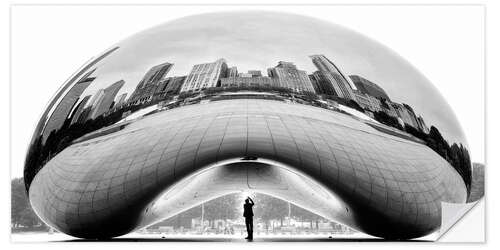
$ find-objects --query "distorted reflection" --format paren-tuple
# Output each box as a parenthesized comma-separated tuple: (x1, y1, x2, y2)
(24, 12, 472, 240)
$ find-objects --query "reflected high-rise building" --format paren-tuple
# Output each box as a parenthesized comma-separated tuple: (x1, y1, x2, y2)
(402, 104, 420, 129)
(247, 70, 262, 77)
(115, 93, 128, 108)
(90, 80, 125, 119)
(227, 66, 238, 78)
(365, 94, 383, 112)
(86, 89, 105, 120)
(390, 102, 419, 128)
(220, 75, 278, 88)
(41, 71, 95, 142)
(70, 95, 91, 125)
(309, 71, 338, 95)
(380, 99, 399, 118)
(349, 75, 391, 101)
(181, 58, 228, 92)
(417, 115, 430, 133)
(353, 91, 373, 110)
(74, 106, 93, 125)
(141, 62, 174, 87)
(129, 62, 173, 103)
(309, 55, 355, 100)
(31, 47, 119, 146)
(268, 61, 314, 93)
(154, 76, 187, 97)
(88, 89, 104, 108)
(161, 76, 187, 95)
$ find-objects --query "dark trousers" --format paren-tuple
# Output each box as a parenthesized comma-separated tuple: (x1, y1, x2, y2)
(245, 217, 253, 238)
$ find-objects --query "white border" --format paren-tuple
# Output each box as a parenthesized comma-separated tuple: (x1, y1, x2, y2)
(2, 0, 494, 249)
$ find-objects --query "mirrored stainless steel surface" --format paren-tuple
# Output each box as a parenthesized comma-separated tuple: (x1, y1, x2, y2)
(24, 12, 472, 240)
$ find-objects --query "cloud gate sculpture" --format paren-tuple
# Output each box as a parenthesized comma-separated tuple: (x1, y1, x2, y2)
(24, 12, 472, 240)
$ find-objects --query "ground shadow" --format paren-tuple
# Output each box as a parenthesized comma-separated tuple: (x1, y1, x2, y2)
(62, 237, 429, 242)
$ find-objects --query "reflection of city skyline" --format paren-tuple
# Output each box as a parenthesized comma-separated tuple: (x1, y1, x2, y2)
(44, 52, 439, 146)
(69, 53, 432, 134)
(30, 52, 471, 194)
(61, 49, 456, 149)
(37, 47, 119, 144)
(70, 53, 443, 123)
(60, 12, 465, 148)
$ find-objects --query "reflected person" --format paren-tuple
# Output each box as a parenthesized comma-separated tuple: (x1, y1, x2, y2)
(243, 196, 254, 240)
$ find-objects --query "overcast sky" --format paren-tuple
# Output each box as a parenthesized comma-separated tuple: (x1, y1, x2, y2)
(81, 11, 466, 147)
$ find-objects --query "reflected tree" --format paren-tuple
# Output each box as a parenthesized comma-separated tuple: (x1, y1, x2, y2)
(253, 193, 288, 230)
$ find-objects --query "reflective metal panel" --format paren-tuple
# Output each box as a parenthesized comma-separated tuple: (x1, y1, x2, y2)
(25, 12, 471, 239)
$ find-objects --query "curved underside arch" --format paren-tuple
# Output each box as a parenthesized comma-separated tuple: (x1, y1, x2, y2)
(28, 99, 467, 239)
(139, 161, 353, 231)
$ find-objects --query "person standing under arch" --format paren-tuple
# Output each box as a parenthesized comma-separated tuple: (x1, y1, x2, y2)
(243, 196, 254, 240)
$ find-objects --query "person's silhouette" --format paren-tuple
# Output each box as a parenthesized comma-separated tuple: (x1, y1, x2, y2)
(243, 196, 254, 240)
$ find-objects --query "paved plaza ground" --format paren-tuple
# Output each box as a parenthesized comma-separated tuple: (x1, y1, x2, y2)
(11, 232, 434, 242)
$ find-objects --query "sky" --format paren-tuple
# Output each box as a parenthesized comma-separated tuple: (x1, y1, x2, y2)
(83, 11, 467, 146)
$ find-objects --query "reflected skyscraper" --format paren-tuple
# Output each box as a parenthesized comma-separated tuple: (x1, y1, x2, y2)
(247, 70, 262, 77)
(310, 55, 355, 100)
(115, 93, 128, 108)
(402, 104, 420, 128)
(220, 75, 278, 88)
(87, 89, 105, 119)
(309, 71, 338, 95)
(41, 72, 95, 142)
(90, 80, 125, 119)
(129, 62, 173, 103)
(228, 66, 238, 78)
(268, 61, 314, 93)
(141, 62, 174, 87)
(181, 58, 228, 92)
(167, 76, 187, 95)
(349, 75, 391, 101)
(417, 115, 430, 133)
(31, 47, 118, 143)
(70, 95, 91, 125)
(390, 102, 419, 128)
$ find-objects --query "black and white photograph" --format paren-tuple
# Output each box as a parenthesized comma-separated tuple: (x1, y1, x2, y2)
(5, 2, 490, 246)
